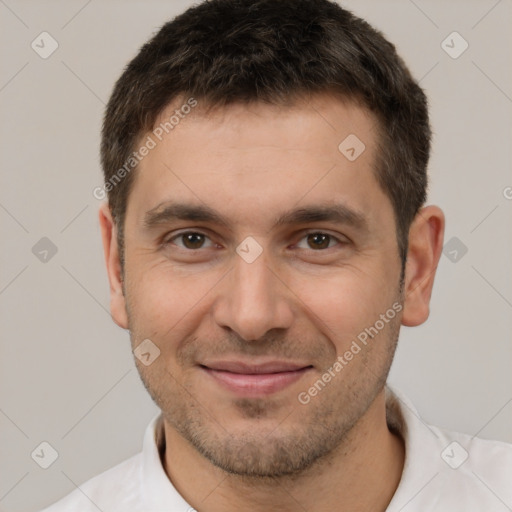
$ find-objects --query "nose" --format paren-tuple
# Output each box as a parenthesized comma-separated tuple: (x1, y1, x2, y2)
(211, 247, 294, 342)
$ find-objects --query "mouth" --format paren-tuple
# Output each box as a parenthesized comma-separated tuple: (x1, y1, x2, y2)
(199, 360, 314, 396)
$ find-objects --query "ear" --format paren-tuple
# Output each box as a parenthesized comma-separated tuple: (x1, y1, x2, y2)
(98, 203, 129, 329)
(401, 205, 445, 327)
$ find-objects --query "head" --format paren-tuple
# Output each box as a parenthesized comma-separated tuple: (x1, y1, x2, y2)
(99, 0, 444, 478)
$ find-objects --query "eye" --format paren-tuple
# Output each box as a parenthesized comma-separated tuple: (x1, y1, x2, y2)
(166, 231, 216, 250)
(295, 232, 345, 251)
(164, 230, 347, 253)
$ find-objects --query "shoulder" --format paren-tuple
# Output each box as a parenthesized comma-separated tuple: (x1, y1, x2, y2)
(386, 388, 512, 510)
(37, 453, 144, 512)
(433, 424, 512, 502)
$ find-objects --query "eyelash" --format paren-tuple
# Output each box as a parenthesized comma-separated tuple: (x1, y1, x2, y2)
(163, 230, 348, 253)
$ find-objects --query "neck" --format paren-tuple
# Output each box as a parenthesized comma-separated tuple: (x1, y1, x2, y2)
(162, 390, 404, 512)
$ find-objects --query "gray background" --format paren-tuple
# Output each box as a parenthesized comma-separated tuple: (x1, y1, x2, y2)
(0, 0, 511, 511)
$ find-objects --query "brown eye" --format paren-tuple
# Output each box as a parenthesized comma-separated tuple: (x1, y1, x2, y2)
(294, 231, 348, 253)
(182, 233, 205, 249)
(306, 233, 332, 250)
(169, 232, 214, 250)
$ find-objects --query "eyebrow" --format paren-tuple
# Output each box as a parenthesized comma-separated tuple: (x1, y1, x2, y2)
(143, 201, 369, 232)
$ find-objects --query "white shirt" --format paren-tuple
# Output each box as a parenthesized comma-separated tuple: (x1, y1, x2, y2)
(38, 387, 512, 511)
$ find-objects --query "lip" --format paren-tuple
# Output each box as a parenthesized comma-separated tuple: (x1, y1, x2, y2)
(200, 360, 313, 396)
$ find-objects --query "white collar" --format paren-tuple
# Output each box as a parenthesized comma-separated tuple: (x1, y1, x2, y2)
(138, 386, 445, 510)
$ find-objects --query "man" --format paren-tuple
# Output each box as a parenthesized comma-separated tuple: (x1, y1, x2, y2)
(40, 0, 512, 510)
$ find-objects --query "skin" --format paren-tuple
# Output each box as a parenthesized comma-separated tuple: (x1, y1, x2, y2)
(100, 92, 445, 512)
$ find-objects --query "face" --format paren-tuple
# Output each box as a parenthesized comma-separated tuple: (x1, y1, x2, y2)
(113, 94, 406, 477)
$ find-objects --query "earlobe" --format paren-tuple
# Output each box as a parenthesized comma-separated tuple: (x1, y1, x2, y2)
(98, 203, 129, 329)
(401, 205, 445, 327)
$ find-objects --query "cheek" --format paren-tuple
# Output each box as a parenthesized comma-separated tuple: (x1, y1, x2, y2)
(292, 268, 395, 350)
(125, 263, 219, 342)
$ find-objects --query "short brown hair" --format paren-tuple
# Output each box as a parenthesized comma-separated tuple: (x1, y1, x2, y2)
(101, 0, 430, 266)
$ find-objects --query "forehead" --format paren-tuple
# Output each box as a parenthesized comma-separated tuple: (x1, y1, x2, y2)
(153, 93, 377, 156)
(126, 94, 392, 233)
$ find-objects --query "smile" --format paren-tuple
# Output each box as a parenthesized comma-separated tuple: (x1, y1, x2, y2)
(200, 361, 313, 397)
